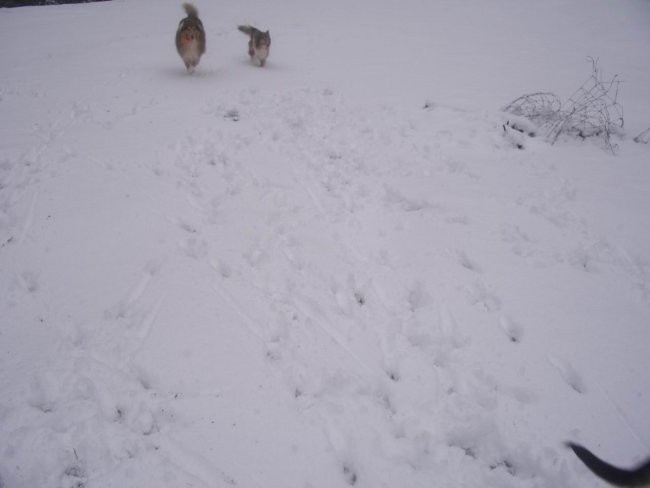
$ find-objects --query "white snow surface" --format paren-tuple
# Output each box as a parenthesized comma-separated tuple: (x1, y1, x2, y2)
(1, 1, 650, 487)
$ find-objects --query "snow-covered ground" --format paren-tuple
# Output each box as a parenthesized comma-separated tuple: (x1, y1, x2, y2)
(1, 1, 649, 487)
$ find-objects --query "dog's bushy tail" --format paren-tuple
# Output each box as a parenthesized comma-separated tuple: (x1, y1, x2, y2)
(183, 3, 199, 17)
(238, 25, 253, 35)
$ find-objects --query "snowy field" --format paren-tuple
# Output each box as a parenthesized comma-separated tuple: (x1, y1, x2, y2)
(1, 0, 649, 487)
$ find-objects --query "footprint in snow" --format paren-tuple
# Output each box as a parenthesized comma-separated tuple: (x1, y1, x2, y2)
(210, 257, 232, 278)
(179, 236, 208, 259)
(548, 355, 587, 394)
(465, 280, 501, 312)
(170, 216, 198, 234)
(223, 108, 240, 122)
(62, 463, 87, 488)
(499, 316, 524, 343)
(385, 368, 400, 382)
(105, 261, 159, 321)
(342, 463, 358, 486)
(458, 250, 483, 274)
(438, 304, 469, 349)
(16, 270, 39, 293)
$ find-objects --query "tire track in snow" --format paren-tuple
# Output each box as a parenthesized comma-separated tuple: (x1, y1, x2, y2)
(594, 380, 650, 450)
(211, 281, 265, 342)
(17, 190, 38, 245)
(157, 437, 239, 488)
(293, 295, 376, 377)
(130, 295, 165, 358)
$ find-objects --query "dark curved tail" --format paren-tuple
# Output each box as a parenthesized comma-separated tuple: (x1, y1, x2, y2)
(566, 442, 650, 487)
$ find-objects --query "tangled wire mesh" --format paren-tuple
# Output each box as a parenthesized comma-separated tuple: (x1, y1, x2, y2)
(503, 58, 624, 153)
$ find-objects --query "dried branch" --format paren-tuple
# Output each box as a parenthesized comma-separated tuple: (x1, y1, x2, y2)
(633, 127, 650, 144)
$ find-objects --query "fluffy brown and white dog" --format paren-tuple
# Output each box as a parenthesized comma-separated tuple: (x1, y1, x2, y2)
(175, 3, 205, 72)
(237, 25, 270, 67)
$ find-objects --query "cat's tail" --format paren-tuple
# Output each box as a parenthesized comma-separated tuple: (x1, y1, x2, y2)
(566, 442, 650, 487)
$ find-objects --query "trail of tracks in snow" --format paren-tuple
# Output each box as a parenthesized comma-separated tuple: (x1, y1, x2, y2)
(3, 81, 647, 487)
(156, 88, 586, 487)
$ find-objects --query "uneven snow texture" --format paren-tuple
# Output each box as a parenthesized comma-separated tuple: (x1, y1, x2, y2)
(1, 1, 649, 487)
